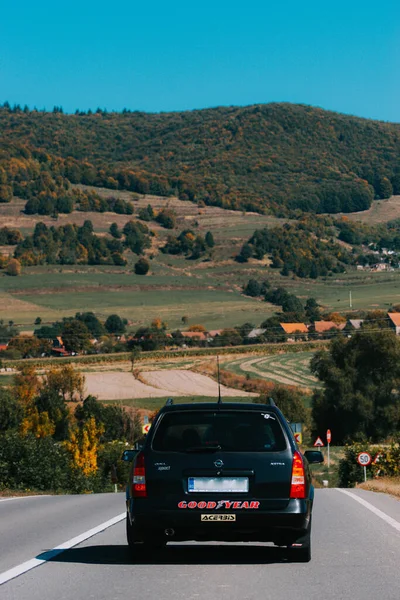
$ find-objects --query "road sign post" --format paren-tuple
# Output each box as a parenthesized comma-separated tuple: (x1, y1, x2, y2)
(326, 429, 331, 469)
(357, 452, 372, 482)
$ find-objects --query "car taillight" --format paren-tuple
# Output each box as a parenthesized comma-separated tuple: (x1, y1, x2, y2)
(290, 451, 306, 499)
(132, 451, 147, 498)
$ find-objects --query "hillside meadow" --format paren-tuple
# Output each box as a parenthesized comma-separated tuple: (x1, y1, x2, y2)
(1, 260, 400, 329)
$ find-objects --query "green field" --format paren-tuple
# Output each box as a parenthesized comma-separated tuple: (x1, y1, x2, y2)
(2, 265, 400, 329)
(2, 186, 400, 330)
(222, 351, 322, 391)
(2, 286, 273, 329)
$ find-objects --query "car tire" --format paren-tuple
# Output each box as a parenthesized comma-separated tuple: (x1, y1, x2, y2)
(143, 539, 166, 553)
(126, 515, 166, 554)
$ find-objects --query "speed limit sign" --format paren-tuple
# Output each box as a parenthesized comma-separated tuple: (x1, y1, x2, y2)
(357, 452, 372, 466)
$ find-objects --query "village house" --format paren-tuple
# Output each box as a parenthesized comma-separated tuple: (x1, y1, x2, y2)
(206, 329, 223, 343)
(207, 330, 223, 338)
(347, 319, 364, 330)
(181, 331, 207, 341)
(312, 321, 346, 337)
(247, 328, 266, 340)
(388, 313, 400, 335)
(51, 336, 71, 357)
(279, 322, 308, 341)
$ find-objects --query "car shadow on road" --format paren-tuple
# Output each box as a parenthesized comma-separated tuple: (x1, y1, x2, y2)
(49, 543, 291, 565)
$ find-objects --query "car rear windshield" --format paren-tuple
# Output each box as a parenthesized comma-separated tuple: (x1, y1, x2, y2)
(152, 410, 287, 452)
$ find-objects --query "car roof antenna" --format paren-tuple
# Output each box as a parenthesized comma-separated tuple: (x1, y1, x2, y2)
(217, 355, 222, 405)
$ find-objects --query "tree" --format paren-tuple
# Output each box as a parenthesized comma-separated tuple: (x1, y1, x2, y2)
(216, 328, 242, 346)
(6, 258, 21, 276)
(376, 175, 393, 200)
(138, 205, 154, 221)
(151, 318, 167, 330)
(34, 324, 61, 339)
(34, 317, 42, 325)
(0, 388, 23, 431)
(44, 365, 85, 402)
(75, 395, 138, 443)
(61, 320, 91, 352)
(205, 231, 215, 248)
(7, 335, 52, 358)
(134, 257, 150, 275)
(311, 330, 400, 443)
(281, 294, 304, 314)
(243, 279, 261, 297)
(130, 347, 141, 373)
(255, 386, 308, 423)
(64, 417, 104, 476)
(75, 312, 105, 337)
(0, 184, 12, 203)
(109, 223, 122, 239)
(236, 243, 252, 263)
(156, 208, 176, 229)
(305, 298, 321, 322)
(0, 319, 18, 343)
(105, 314, 126, 334)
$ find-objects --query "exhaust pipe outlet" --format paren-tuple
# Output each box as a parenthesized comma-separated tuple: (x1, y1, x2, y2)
(164, 528, 175, 537)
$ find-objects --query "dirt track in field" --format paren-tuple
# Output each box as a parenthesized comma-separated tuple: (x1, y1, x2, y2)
(84, 369, 256, 400)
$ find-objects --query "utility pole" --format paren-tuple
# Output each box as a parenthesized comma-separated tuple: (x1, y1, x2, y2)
(349, 291, 352, 309)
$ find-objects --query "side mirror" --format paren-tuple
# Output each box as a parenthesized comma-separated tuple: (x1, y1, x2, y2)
(304, 450, 324, 464)
(121, 449, 136, 462)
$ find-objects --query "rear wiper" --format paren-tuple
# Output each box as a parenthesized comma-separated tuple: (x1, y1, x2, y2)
(184, 445, 222, 453)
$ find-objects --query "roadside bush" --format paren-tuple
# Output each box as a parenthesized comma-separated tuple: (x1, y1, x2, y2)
(0, 432, 70, 492)
(338, 440, 400, 487)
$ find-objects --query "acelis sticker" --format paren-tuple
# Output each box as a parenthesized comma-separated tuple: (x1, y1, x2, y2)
(178, 500, 260, 509)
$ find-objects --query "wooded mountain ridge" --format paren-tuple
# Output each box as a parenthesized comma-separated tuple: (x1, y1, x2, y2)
(0, 102, 399, 215)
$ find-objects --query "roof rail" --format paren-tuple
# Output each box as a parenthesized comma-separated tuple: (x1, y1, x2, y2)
(165, 398, 174, 406)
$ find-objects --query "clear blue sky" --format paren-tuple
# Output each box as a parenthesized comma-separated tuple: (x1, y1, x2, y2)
(1, 0, 399, 121)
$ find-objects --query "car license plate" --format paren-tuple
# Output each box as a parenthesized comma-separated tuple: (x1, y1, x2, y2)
(201, 514, 236, 521)
(188, 477, 249, 493)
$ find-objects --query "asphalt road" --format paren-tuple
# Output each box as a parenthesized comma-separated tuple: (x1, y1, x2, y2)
(1, 489, 399, 600)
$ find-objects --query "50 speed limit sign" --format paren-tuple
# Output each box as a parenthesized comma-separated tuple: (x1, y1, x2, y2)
(357, 452, 372, 466)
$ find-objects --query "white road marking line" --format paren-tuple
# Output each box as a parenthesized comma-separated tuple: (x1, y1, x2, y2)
(0, 495, 51, 503)
(0, 512, 126, 586)
(336, 489, 400, 533)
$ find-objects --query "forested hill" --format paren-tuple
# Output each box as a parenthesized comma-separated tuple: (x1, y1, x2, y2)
(1, 102, 400, 215)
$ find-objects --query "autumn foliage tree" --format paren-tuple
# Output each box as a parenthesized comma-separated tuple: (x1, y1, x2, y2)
(64, 417, 104, 477)
(6, 258, 21, 276)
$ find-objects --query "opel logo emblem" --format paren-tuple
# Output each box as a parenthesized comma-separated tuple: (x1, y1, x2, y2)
(214, 459, 223, 468)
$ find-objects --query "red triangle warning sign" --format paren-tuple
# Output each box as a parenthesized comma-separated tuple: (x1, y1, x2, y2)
(313, 437, 325, 447)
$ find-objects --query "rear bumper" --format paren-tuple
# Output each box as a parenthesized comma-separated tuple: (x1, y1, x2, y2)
(127, 498, 312, 543)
